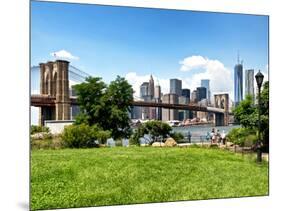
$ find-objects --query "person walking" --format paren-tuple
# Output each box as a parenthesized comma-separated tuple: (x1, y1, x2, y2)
(210, 128, 215, 144)
(187, 131, 192, 143)
(221, 130, 226, 145)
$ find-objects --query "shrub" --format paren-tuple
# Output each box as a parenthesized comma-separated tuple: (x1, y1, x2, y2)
(92, 125, 111, 144)
(227, 127, 257, 147)
(130, 120, 172, 145)
(31, 125, 50, 135)
(62, 124, 97, 148)
(170, 132, 184, 142)
(31, 137, 66, 150)
(62, 124, 111, 148)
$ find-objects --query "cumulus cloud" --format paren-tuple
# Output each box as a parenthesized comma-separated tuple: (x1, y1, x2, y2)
(50, 49, 79, 60)
(179, 55, 209, 72)
(180, 55, 233, 99)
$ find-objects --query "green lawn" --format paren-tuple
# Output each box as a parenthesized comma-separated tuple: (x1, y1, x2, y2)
(31, 147, 268, 210)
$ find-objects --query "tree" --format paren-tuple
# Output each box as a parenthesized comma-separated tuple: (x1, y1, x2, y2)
(232, 81, 269, 151)
(102, 76, 134, 139)
(73, 77, 106, 126)
(233, 95, 258, 129)
(73, 76, 134, 139)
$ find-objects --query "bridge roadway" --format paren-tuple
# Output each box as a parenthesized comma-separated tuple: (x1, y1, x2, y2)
(31, 94, 225, 114)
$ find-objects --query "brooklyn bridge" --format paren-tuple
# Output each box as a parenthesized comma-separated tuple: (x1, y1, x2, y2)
(31, 60, 230, 126)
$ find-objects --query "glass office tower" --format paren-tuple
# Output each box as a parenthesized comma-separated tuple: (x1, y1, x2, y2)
(170, 79, 182, 96)
(234, 63, 243, 106)
(201, 79, 210, 103)
(196, 87, 207, 102)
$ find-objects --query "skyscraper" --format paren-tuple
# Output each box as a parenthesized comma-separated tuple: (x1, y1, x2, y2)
(140, 82, 149, 119)
(234, 62, 243, 106)
(154, 85, 161, 99)
(140, 82, 149, 98)
(178, 96, 189, 121)
(148, 75, 154, 98)
(196, 87, 207, 102)
(162, 94, 179, 121)
(154, 84, 162, 120)
(191, 90, 197, 103)
(201, 79, 210, 103)
(245, 69, 255, 100)
(182, 88, 190, 100)
(170, 79, 182, 96)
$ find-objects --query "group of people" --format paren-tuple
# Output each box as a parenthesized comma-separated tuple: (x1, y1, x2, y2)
(209, 128, 226, 144)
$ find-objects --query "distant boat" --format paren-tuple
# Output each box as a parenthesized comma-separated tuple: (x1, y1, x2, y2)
(166, 120, 181, 127)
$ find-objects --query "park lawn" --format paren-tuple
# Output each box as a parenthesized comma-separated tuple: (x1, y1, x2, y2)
(31, 147, 268, 210)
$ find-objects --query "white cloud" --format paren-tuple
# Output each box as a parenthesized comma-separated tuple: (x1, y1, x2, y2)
(180, 55, 233, 100)
(50, 49, 79, 60)
(179, 55, 208, 72)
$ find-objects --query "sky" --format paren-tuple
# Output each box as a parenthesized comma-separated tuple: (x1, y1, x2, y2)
(31, 0, 269, 124)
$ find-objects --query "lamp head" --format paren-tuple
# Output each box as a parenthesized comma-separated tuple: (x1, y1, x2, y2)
(255, 70, 264, 89)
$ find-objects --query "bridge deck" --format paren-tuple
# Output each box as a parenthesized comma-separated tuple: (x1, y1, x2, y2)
(31, 95, 225, 113)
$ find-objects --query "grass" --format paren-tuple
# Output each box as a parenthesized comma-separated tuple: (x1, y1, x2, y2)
(31, 147, 268, 210)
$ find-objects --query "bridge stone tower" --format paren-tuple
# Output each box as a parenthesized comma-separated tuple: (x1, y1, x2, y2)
(39, 60, 70, 125)
(214, 94, 229, 126)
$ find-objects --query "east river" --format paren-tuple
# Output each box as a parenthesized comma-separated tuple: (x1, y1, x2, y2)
(172, 124, 241, 143)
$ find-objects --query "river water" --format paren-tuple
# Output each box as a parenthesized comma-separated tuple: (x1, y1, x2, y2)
(172, 124, 241, 143)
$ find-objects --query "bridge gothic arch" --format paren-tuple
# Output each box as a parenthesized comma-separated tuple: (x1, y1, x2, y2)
(214, 94, 229, 126)
(52, 71, 57, 96)
(38, 60, 70, 125)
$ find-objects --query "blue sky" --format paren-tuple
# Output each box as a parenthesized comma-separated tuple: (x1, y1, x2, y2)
(31, 1, 268, 124)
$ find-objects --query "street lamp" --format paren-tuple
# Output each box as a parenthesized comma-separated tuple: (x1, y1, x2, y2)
(255, 70, 264, 163)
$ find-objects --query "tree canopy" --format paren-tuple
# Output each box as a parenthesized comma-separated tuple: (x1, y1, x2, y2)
(233, 81, 269, 148)
(73, 76, 134, 139)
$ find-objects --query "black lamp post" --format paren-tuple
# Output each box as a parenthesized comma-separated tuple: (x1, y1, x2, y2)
(255, 70, 264, 163)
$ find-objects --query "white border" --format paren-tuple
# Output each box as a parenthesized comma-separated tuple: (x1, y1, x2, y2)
(1, 0, 280, 211)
